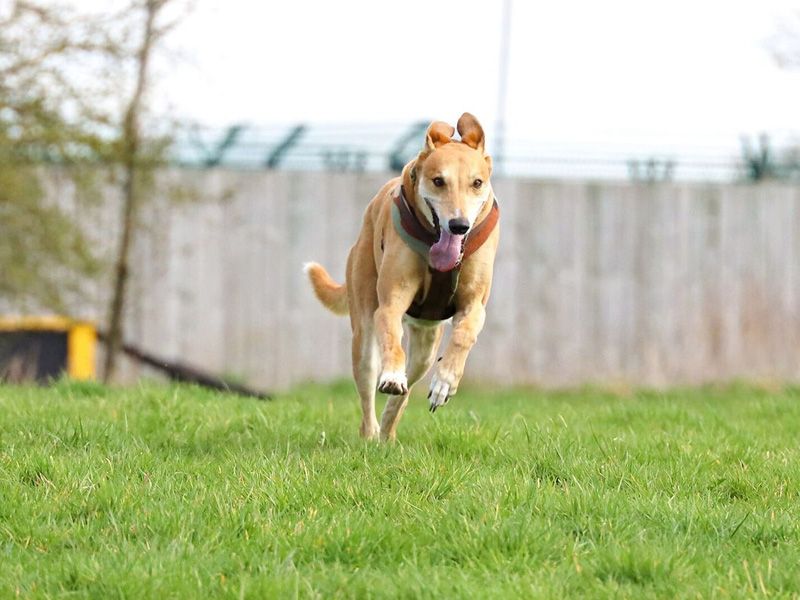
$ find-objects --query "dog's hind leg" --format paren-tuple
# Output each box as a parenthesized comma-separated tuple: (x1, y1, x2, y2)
(345, 237, 383, 440)
(352, 318, 381, 440)
(380, 320, 443, 441)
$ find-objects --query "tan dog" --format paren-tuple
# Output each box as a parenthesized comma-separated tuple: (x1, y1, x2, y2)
(305, 113, 499, 441)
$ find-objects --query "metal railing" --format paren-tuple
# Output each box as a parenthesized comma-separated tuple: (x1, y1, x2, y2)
(171, 123, 800, 182)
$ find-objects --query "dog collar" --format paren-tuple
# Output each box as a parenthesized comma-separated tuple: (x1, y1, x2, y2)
(391, 186, 499, 272)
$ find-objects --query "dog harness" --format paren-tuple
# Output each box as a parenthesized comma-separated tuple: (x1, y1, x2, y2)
(390, 186, 499, 321)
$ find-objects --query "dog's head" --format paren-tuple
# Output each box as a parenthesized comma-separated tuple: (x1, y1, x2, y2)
(406, 113, 493, 271)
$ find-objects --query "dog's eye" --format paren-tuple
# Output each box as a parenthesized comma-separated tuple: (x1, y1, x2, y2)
(432, 177, 445, 187)
(473, 179, 483, 189)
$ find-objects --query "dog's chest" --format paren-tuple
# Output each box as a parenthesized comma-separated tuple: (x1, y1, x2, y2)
(406, 268, 460, 321)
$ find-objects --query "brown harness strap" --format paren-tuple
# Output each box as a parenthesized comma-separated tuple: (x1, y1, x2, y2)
(393, 189, 438, 251)
(462, 198, 500, 260)
(393, 186, 500, 321)
(393, 187, 500, 265)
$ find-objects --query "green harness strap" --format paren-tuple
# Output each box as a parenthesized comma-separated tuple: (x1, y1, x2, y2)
(391, 198, 431, 259)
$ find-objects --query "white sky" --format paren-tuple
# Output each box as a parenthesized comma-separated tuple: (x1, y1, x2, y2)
(156, 1, 800, 143)
(67, 0, 800, 166)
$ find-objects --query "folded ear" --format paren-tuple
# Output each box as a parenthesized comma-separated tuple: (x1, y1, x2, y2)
(456, 112, 485, 153)
(424, 121, 455, 152)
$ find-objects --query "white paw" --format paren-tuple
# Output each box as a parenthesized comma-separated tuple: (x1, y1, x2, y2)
(378, 371, 408, 396)
(360, 420, 380, 440)
(428, 372, 457, 412)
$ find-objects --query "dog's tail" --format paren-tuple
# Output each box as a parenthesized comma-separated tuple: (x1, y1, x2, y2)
(303, 262, 349, 316)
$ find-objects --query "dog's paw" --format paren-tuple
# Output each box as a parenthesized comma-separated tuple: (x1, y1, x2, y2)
(360, 420, 380, 440)
(378, 371, 408, 396)
(428, 372, 457, 412)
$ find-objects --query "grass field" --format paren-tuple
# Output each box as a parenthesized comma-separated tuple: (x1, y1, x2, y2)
(1, 380, 799, 598)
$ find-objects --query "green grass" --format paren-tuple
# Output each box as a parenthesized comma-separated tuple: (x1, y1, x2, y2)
(1, 380, 800, 598)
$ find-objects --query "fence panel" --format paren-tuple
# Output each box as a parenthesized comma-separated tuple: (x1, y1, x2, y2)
(47, 171, 800, 389)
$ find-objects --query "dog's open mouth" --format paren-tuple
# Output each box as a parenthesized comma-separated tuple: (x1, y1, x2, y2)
(425, 199, 465, 272)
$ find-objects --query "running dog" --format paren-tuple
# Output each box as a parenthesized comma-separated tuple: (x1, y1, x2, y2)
(305, 113, 500, 440)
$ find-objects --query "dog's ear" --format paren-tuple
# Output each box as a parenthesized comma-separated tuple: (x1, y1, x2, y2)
(456, 112, 485, 153)
(404, 158, 418, 185)
(424, 121, 455, 152)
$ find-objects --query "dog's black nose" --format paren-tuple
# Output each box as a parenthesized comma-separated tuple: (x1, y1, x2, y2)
(448, 218, 470, 235)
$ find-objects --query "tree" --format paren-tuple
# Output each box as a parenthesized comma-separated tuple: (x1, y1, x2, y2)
(1, 0, 191, 382)
(103, 0, 180, 383)
(0, 1, 117, 312)
(762, 10, 800, 183)
(769, 10, 800, 69)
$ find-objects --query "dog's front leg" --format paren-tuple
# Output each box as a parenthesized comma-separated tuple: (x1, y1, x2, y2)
(374, 283, 418, 396)
(428, 301, 486, 411)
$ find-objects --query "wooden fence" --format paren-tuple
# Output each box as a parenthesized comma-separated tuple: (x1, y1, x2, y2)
(55, 170, 800, 389)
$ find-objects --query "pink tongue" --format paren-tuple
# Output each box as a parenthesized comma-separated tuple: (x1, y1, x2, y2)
(429, 230, 465, 271)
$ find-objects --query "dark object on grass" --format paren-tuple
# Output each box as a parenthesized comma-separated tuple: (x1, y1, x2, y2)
(0, 331, 67, 383)
(0, 317, 96, 383)
(97, 331, 271, 400)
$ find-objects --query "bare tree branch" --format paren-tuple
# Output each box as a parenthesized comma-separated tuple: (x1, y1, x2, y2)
(769, 10, 800, 69)
(103, 0, 189, 382)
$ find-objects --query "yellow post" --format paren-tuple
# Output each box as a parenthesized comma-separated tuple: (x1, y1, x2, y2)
(67, 322, 97, 381)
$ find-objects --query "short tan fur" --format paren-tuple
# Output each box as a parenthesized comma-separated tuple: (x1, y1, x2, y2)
(305, 113, 499, 441)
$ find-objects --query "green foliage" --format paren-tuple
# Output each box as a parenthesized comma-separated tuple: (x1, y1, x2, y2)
(739, 134, 800, 182)
(1, 381, 799, 597)
(0, 162, 100, 311)
(0, 2, 182, 314)
(0, 2, 117, 311)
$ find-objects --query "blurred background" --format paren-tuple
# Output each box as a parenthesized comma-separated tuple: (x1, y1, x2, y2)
(2, 0, 800, 392)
